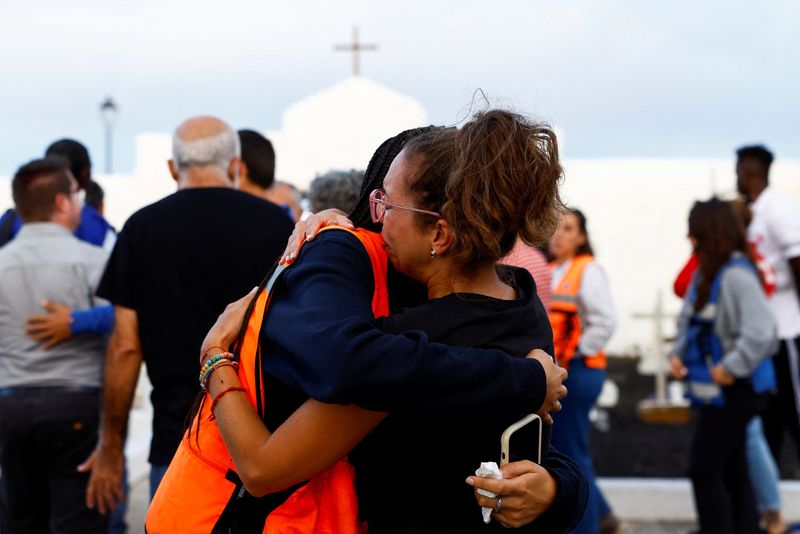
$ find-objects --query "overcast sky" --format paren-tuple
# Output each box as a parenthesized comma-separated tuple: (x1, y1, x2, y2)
(1, 0, 798, 175)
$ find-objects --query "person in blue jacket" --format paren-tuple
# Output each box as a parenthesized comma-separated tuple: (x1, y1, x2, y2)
(670, 198, 778, 534)
(1, 139, 116, 250)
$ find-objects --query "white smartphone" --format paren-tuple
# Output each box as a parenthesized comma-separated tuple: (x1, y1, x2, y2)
(500, 414, 542, 466)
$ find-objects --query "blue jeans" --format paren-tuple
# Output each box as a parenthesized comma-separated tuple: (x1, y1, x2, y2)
(551, 359, 610, 534)
(108, 465, 128, 534)
(747, 416, 781, 512)
(149, 464, 169, 499)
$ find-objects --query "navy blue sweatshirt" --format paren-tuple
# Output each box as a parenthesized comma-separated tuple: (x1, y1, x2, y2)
(354, 266, 585, 533)
(261, 230, 547, 413)
(257, 230, 585, 532)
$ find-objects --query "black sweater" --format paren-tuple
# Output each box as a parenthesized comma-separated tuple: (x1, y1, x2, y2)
(352, 266, 586, 533)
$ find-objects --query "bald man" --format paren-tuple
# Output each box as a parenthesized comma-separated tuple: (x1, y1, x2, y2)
(84, 117, 294, 512)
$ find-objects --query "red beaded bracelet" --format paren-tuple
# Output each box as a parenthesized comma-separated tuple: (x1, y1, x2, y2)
(210, 386, 246, 414)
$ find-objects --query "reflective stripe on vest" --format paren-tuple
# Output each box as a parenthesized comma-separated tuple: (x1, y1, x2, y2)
(547, 254, 607, 370)
(146, 227, 387, 534)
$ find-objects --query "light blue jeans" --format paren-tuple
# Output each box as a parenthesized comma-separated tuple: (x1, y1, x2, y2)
(746, 416, 781, 512)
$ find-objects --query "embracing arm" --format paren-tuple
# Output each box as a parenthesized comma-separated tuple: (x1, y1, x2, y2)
(207, 365, 385, 497)
(265, 231, 549, 414)
(199, 290, 385, 497)
(83, 305, 142, 514)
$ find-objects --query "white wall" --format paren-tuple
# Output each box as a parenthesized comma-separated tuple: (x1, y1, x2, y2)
(560, 159, 800, 355)
(1, 155, 797, 356)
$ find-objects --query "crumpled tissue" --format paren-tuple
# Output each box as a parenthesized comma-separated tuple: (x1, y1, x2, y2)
(474, 461, 503, 524)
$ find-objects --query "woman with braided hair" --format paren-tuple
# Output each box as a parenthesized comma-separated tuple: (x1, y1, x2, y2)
(153, 112, 586, 533)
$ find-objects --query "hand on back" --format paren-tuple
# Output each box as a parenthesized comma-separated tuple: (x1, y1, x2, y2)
(528, 349, 568, 425)
(280, 209, 354, 265)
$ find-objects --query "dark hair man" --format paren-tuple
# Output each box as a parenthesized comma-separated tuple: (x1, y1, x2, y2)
(235, 129, 303, 221)
(84, 116, 294, 513)
(237, 129, 276, 195)
(84, 181, 106, 214)
(0, 158, 110, 532)
(0, 139, 116, 250)
(736, 144, 800, 468)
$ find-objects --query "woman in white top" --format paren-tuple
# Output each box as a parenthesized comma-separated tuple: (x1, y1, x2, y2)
(548, 208, 618, 534)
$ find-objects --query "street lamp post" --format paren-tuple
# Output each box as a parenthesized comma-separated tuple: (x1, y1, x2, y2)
(99, 97, 119, 174)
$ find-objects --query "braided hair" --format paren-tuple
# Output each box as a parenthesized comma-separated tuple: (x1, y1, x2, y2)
(348, 126, 439, 231)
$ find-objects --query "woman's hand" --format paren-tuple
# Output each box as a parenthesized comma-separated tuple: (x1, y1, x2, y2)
(710, 364, 735, 386)
(669, 355, 687, 380)
(528, 349, 567, 425)
(466, 460, 557, 528)
(279, 209, 354, 265)
(199, 287, 258, 366)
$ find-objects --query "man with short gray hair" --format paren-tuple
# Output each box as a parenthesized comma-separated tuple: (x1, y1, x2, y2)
(308, 169, 364, 214)
(84, 116, 293, 512)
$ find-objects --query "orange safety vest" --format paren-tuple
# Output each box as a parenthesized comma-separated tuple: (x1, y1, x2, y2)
(548, 254, 607, 370)
(146, 227, 389, 534)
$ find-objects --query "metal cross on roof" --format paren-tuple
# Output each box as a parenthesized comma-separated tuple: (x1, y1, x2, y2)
(334, 26, 377, 77)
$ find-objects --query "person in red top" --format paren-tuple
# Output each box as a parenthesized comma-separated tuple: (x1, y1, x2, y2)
(674, 200, 775, 299)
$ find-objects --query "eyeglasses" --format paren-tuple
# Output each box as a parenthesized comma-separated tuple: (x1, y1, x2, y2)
(369, 188, 440, 224)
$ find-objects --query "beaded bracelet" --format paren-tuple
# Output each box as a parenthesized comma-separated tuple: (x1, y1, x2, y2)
(199, 352, 234, 377)
(201, 345, 227, 362)
(200, 354, 226, 377)
(210, 386, 247, 414)
(199, 361, 227, 388)
(199, 352, 236, 390)
(200, 360, 238, 391)
(202, 361, 239, 390)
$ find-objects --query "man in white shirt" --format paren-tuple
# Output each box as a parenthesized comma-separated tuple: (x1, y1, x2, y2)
(737, 144, 800, 469)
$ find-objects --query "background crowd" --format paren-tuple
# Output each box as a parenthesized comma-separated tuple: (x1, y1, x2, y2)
(0, 112, 798, 534)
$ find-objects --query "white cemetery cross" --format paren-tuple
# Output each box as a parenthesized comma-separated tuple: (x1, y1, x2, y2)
(633, 291, 690, 424)
(334, 26, 377, 77)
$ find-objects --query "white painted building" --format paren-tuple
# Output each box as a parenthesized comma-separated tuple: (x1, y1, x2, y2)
(1, 76, 798, 356)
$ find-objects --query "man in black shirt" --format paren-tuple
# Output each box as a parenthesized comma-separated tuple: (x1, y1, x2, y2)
(84, 116, 294, 513)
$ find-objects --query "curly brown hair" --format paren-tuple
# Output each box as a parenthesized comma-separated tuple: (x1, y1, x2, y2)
(403, 109, 564, 269)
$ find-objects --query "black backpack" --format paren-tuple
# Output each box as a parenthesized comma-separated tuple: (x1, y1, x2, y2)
(0, 208, 18, 248)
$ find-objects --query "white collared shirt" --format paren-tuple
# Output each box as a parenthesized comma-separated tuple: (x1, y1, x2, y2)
(748, 186, 800, 339)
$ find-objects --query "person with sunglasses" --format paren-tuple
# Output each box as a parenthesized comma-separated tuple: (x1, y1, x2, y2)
(152, 113, 585, 532)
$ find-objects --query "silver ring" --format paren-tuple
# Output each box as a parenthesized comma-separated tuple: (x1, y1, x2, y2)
(494, 497, 502, 513)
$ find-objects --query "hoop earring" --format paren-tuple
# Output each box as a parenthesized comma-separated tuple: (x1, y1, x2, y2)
(430, 248, 436, 259)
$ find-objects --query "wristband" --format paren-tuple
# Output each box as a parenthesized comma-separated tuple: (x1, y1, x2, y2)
(202, 361, 238, 391)
(199, 352, 235, 390)
(210, 386, 247, 414)
(201, 345, 227, 363)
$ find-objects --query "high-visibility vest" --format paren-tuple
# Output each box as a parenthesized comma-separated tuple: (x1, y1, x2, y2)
(146, 227, 389, 533)
(548, 254, 607, 370)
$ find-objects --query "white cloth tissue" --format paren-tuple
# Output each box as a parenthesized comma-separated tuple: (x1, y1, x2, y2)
(474, 461, 503, 524)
